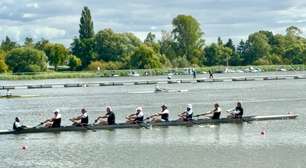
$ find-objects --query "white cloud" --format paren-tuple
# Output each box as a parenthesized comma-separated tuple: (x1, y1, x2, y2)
(26, 3, 39, 9)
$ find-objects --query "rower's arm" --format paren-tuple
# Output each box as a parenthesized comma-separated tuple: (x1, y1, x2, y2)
(196, 111, 212, 117)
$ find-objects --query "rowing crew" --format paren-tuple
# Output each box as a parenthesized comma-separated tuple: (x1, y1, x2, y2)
(12, 102, 244, 131)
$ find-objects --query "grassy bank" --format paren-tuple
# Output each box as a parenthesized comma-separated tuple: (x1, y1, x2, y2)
(0, 65, 305, 80)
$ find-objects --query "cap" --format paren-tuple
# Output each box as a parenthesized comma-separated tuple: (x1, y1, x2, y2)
(161, 104, 167, 108)
(106, 106, 112, 111)
(136, 107, 142, 111)
(81, 108, 87, 113)
(187, 104, 192, 109)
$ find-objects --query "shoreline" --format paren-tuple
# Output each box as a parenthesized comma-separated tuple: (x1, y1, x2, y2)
(0, 65, 305, 80)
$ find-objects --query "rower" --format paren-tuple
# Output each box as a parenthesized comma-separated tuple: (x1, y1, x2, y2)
(195, 103, 222, 119)
(126, 107, 144, 124)
(42, 109, 62, 128)
(94, 106, 116, 125)
(226, 102, 244, 119)
(150, 104, 169, 122)
(70, 108, 89, 126)
(178, 104, 193, 121)
(13, 117, 27, 131)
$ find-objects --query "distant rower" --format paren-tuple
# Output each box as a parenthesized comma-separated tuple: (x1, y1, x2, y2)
(94, 106, 116, 125)
(178, 104, 193, 121)
(42, 109, 62, 128)
(70, 108, 89, 126)
(196, 103, 222, 119)
(126, 107, 144, 124)
(150, 104, 169, 122)
(227, 102, 244, 119)
(13, 117, 27, 131)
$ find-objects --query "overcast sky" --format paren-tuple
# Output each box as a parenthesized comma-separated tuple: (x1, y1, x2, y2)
(1, 0, 306, 46)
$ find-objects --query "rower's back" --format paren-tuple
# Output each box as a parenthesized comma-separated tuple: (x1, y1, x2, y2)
(52, 113, 61, 128)
(211, 104, 221, 119)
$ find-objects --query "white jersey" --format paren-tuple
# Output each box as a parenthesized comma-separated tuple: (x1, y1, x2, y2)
(81, 112, 88, 118)
(55, 114, 61, 119)
(14, 121, 21, 128)
(161, 109, 169, 114)
(186, 109, 193, 115)
(215, 107, 221, 113)
(137, 111, 144, 118)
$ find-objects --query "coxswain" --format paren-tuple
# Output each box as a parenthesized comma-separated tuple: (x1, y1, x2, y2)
(226, 102, 244, 119)
(42, 109, 62, 128)
(178, 104, 193, 121)
(70, 108, 89, 126)
(195, 103, 221, 119)
(94, 106, 116, 125)
(126, 107, 144, 124)
(13, 117, 27, 131)
(150, 104, 169, 122)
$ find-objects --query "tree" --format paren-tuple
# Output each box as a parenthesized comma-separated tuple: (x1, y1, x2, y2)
(95, 29, 141, 62)
(129, 44, 162, 69)
(144, 32, 160, 52)
(0, 50, 8, 73)
(204, 43, 232, 66)
(159, 30, 176, 61)
(286, 26, 302, 38)
(71, 6, 95, 69)
(1, 36, 18, 52)
(35, 38, 50, 50)
(24, 37, 34, 47)
(44, 43, 69, 70)
(172, 15, 204, 64)
(68, 55, 82, 70)
(243, 32, 271, 65)
(6, 47, 47, 72)
(79, 6, 94, 39)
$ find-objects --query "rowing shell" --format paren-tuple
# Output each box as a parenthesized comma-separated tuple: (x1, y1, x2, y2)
(0, 114, 298, 135)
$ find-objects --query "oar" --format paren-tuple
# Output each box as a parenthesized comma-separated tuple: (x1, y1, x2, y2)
(33, 122, 44, 128)
(83, 124, 96, 132)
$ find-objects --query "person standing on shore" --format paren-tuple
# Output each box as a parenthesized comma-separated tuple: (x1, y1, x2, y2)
(192, 69, 197, 79)
(208, 70, 214, 79)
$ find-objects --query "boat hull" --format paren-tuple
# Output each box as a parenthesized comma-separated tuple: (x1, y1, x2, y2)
(0, 114, 298, 135)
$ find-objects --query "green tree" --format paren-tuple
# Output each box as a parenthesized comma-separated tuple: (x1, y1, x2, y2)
(243, 32, 271, 65)
(172, 15, 204, 64)
(71, 6, 95, 69)
(0, 50, 8, 73)
(144, 32, 160, 53)
(130, 44, 162, 69)
(68, 55, 82, 70)
(35, 38, 50, 50)
(1, 36, 18, 52)
(24, 37, 34, 47)
(6, 47, 47, 72)
(159, 30, 176, 61)
(44, 43, 69, 70)
(204, 42, 232, 66)
(95, 29, 141, 62)
(79, 6, 94, 39)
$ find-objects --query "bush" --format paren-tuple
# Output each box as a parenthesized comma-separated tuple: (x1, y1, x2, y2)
(6, 47, 48, 73)
(68, 55, 82, 70)
(88, 61, 122, 71)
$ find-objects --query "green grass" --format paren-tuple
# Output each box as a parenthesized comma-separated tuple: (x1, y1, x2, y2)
(0, 65, 304, 80)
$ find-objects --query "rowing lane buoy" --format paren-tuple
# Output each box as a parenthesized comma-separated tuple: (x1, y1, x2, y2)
(21, 145, 28, 150)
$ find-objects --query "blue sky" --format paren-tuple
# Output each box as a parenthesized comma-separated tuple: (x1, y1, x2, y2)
(0, 0, 305, 46)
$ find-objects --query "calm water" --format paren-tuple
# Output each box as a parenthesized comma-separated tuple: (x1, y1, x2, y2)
(0, 72, 305, 168)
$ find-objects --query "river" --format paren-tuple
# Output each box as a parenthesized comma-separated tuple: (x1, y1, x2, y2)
(0, 71, 305, 168)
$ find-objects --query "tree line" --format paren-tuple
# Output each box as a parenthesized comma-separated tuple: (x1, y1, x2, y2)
(0, 6, 306, 73)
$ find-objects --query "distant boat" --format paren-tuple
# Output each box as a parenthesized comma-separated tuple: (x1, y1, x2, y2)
(128, 71, 140, 77)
